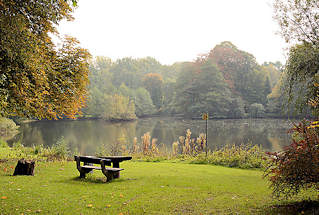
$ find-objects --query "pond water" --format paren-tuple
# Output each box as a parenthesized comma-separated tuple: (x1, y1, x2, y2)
(10, 117, 294, 155)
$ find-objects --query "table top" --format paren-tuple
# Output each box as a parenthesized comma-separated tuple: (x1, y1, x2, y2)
(99, 156, 132, 162)
(75, 155, 111, 164)
(76, 155, 132, 163)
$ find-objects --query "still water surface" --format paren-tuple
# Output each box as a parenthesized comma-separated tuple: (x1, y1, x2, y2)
(12, 117, 294, 155)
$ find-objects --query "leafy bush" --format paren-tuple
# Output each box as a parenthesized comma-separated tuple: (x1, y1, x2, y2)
(264, 120, 319, 199)
(0, 139, 8, 148)
(0, 117, 19, 140)
(47, 136, 70, 160)
(13, 141, 23, 149)
(0, 117, 19, 131)
(33, 144, 44, 155)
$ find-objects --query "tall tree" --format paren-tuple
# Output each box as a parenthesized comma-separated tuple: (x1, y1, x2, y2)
(274, 0, 319, 113)
(143, 73, 163, 109)
(133, 88, 156, 117)
(173, 58, 233, 117)
(0, 0, 90, 119)
(208, 41, 270, 105)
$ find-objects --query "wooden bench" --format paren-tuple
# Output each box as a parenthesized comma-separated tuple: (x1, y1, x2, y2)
(98, 156, 132, 178)
(74, 156, 124, 182)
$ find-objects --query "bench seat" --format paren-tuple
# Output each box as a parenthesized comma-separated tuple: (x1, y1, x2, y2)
(81, 165, 102, 170)
(81, 166, 123, 172)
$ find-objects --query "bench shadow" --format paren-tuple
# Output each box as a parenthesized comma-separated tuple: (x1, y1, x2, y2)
(56, 175, 137, 185)
(262, 200, 319, 215)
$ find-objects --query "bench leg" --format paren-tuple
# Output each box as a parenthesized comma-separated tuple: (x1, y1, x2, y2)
(113, 162, 120, 179)
(101, 160, 116, 182)
(105, 171, 114, 182)
(80, 171, 86, 178)
(101, 168, 117, 182)
(79, 168, 93, 178)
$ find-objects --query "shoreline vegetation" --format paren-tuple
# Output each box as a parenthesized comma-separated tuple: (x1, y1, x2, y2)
(0, 116, 290, 169)
(0, 118, 268, 169)
(0, 119, 268, 172)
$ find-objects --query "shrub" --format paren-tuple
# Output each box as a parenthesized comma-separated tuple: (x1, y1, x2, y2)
(0, 139, 8, 148)
(264, 120, 319, 199)
(0, 117, 19, 140)
(48, 136, 70, 160)
(33, 144, 44, 155)
(13, 141, 23, 149)
(0, 117, 19, 131)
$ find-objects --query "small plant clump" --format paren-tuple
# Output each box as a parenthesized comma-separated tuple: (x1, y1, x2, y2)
(130, 132, 169, 161)
(172, 129, 206, 156)
(0, 117, 19, 141)
(45, 136, 71, 160)
(0, 136, 72, 161)
(264, 120, 319, 199)
(0, 139, 8, 148)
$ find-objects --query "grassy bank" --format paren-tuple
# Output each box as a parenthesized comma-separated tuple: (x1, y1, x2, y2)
(0, 160, 317, 215)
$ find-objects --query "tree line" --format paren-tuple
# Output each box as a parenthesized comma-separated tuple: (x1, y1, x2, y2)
(83, 41, 299, 120)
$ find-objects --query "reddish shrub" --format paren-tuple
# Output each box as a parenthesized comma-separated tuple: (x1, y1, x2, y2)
(264, 120, 319, 199)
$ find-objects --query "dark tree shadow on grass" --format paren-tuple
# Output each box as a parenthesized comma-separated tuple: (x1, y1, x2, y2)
(263, 200, 319, 215)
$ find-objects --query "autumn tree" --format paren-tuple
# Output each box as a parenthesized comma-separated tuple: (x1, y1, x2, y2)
(208, 41, 270, 105)
(0, 0, 90, 119)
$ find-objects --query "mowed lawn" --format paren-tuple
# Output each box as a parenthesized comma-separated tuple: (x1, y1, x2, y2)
(0, 161, 316, 215)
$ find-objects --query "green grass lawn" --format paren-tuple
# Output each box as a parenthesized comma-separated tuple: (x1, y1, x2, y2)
(0, 160, 317, 215)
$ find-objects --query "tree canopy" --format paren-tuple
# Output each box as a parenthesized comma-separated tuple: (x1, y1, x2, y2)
(0, 0, 90, 119)
(274, 0, 319, 114)
(274, 0, 319, 45)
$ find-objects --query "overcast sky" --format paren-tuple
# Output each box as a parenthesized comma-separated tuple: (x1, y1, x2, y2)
(57, 0, 287, 65)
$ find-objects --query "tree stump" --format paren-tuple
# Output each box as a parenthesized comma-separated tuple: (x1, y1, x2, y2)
(13, 159, 35, 176)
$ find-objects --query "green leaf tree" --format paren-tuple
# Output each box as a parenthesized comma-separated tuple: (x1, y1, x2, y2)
(142, 73, 163, 109)
(133, 88, 156, 117)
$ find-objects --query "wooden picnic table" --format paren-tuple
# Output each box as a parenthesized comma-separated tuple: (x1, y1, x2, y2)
(74, 155, 132, 181)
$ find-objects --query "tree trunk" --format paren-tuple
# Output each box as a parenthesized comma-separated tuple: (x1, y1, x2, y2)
(13, 159, 35, 176)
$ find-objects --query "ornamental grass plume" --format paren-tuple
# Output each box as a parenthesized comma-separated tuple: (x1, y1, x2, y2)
(196, 133, 206, 153)
(172, 141, 179, 156)
(132, 137, 138, 154)
(172, 129, 208, 156)
(183, 129, 191, 154)
(141, 132, 151, 155)
(151, 138, 159, 155)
